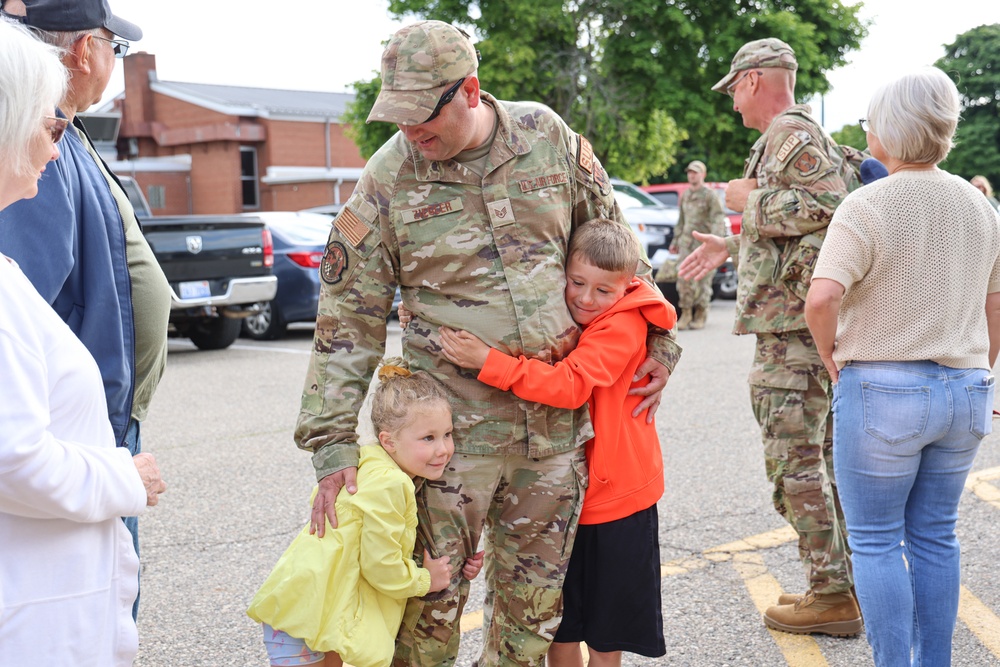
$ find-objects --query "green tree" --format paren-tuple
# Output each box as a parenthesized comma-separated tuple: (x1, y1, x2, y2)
(343, 0, 866, 184)
(936, 24, 1000, 186)
(831, 122, 867, 152)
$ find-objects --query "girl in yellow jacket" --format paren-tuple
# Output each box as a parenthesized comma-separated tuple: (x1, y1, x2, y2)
(248, 360, 483, 667)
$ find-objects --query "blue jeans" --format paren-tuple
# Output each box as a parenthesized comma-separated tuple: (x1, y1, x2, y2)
(833, 361, 993, 667)
(122, 418, 141, 621)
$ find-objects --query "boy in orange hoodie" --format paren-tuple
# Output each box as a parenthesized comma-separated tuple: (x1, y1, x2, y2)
(439, 217, 677, 667)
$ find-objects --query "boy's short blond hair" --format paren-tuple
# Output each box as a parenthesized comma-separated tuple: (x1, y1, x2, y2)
(568, 218, 641, 276)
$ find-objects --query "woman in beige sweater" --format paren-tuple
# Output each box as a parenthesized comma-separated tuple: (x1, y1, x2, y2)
(805, 67, 1000, 667)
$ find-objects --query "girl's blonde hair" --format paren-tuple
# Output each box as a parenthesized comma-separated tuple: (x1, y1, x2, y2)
(370, 358, 450, 436)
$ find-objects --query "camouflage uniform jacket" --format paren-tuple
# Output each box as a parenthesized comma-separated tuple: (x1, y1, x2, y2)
(297, 93, 682, 480)
(724, 104, 849, 335)
(674, 186, 726, 257)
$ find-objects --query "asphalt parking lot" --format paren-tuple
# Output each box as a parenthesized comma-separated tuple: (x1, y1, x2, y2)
(134, 299, 1000, 666)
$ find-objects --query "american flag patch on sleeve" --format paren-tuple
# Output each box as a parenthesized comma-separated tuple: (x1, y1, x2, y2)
(335, 207, 371, 247)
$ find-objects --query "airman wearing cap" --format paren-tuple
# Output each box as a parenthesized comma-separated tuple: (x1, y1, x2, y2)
(669, 160, 724, 330)
(364, 21, 493, 163)
(297, 18, 681, 667)
(678, 36, 859, 637)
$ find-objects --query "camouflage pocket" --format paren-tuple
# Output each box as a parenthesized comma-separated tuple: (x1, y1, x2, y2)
(777, 231, 825, 303)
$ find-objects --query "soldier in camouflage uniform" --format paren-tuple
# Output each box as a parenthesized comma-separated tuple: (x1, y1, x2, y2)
(669, 160, 726, 330)
(295, 21, 682, 667)
(678, 38, 861, 636)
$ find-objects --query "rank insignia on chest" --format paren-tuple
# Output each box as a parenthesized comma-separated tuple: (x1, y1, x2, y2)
(320, 241, 348, 285)
(334, 207, 371, 248)
(487, 198, 516, 227)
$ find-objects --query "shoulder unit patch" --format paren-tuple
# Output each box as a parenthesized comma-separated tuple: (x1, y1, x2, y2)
(320, 241, 348, 285)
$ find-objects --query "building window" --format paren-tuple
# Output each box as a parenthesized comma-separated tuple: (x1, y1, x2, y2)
(147, 185, 166, 210)
(241, 146, 259, 209)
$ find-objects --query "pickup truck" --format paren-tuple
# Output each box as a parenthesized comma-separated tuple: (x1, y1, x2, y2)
(120, 177, 277, 350)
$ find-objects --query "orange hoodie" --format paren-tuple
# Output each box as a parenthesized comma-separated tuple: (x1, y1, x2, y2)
(478, 279, 677, 524)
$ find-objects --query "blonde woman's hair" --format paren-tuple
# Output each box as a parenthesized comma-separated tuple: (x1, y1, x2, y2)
(0, 18, 67, 176)
(867, 67, 960, 165)
(568, 218, 641, 275)
(370, 358, 450, 436)
(971, 175, 994, 198)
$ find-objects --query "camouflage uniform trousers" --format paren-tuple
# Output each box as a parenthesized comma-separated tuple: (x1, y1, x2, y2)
(749, 331, 853, 595)
(675, 273, 713, 311)
(393, 448, 588, 667)
(675, 243, 713, 311)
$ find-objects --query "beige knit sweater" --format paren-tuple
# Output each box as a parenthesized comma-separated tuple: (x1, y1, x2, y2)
(813, 168, 1000, 369)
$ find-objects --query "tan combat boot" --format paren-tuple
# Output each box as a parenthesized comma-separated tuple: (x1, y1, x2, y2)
(689, 306, 707, 329)
(676, 308, 692, 330)
(763, 591, 862, 637)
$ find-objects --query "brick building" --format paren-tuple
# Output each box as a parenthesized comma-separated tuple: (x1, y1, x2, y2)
(92, 53, 365, 215)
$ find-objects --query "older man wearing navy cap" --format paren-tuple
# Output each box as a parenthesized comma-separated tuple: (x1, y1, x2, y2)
(0, 0, 171, 626)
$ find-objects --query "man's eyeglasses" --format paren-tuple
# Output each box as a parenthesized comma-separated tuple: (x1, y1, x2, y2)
(726, 70, 760, 99)
(93, 35, 129, 58)
(44, 116, 70, 144)
(423, 78, 466, 123)
(859, 118, 870, 133)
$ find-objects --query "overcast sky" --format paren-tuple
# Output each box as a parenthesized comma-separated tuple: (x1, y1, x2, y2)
(101, 0, 1000, 134)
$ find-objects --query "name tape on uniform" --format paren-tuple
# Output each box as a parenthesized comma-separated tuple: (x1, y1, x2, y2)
(400, 198, 464, 224)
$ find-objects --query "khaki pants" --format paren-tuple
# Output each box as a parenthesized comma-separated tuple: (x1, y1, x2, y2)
(394, 449, 588, 667)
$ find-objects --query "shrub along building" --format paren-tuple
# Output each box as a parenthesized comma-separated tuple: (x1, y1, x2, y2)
(86, 52, 365, 216)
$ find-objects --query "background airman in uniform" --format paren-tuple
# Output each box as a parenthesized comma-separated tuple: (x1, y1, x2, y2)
(669, 160, 726, 329)
(679, 38, 860, 637)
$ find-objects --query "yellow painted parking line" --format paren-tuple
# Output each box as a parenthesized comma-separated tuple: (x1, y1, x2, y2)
(959, 585, 1000, 657)
(966, 466, 1000, 510)
(660, 525, 799, 577)
(460, 609, 483, 633)
(732, 552, 829, 665)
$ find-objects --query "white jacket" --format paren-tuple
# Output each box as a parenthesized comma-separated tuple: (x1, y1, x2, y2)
(0, 255, 147, 666)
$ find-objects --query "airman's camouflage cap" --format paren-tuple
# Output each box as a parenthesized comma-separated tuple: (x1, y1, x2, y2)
(711, 38, 797, 94)
(367, 20, 479, 125)
(686, 160, 707, 174)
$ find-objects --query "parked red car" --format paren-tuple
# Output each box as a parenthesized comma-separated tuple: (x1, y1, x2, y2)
(641, 182, 742, 236)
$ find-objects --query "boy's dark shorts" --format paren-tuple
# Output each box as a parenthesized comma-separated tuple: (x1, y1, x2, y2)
(553, 504, 665, 657)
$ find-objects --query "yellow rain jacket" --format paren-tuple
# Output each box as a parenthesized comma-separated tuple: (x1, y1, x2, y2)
(248, 445, 431, 667)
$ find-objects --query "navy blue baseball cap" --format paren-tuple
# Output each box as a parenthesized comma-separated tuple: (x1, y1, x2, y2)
(23, 0, 142, 40)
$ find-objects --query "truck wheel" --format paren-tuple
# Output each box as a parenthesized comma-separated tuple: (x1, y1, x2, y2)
(241, 301, 286, 340)
(188, 317, 242, 350)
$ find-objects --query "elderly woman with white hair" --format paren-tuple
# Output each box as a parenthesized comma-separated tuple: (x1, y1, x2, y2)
(0, 18, 166, 665)
(805, 67, 1000, 666)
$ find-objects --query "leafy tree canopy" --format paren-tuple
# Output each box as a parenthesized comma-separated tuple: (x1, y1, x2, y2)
(936, 23, 1000, 187)
(831, 121, 867, 153)
(344, 0, 867, 184)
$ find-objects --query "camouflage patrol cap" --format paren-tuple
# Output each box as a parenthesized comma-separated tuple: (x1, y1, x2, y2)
(686, 160, 707, 174)
(367, 20, 479, 125)
(711, 38, 798, 94)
